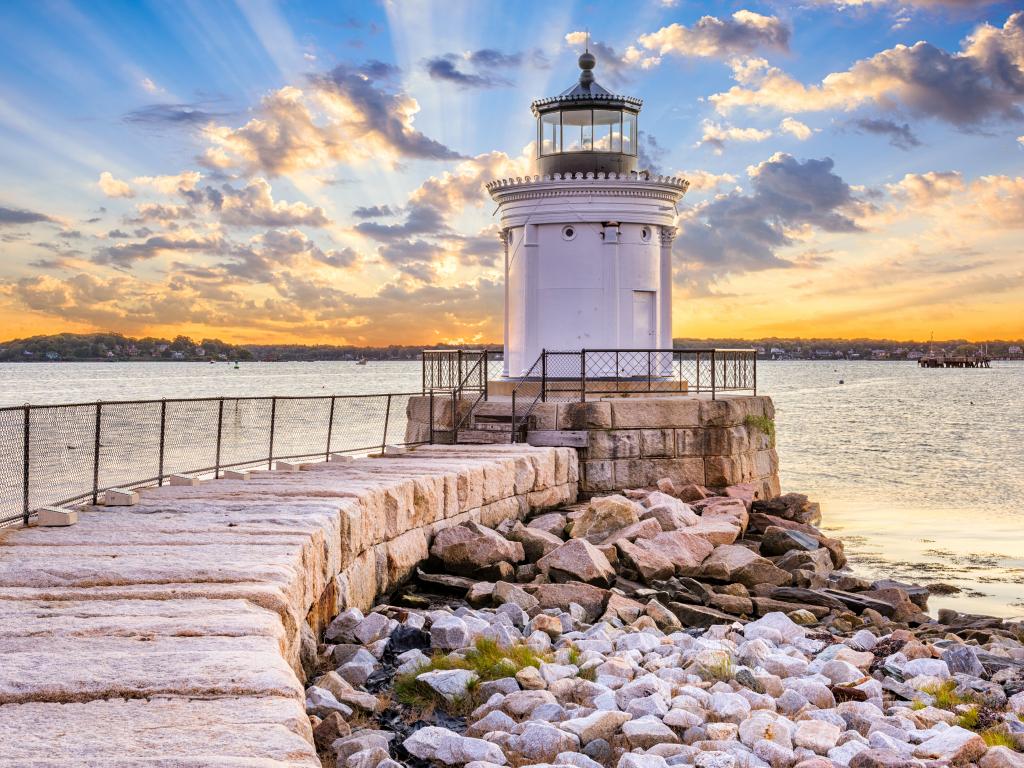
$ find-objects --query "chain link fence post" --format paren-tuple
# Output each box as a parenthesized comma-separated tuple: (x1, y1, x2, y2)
(157, 400, 166, 486)
(381, 394, 392, 455)
(267, 397, 277, 469)
(92, 402, 102, 504)
(325, 396, 336, 459)
(214, 399, 224, 479)
(22, 405, 30, 525)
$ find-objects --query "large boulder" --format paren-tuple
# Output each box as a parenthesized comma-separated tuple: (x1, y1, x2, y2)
(537, 539, 617, 587)
(429, 522, 524, 575)
(751, 494, 821, 525)
(702, 544, 792, 588)
(687, 518, 742, 546)
(634, 531, 714, 575)
(760, 526, 820, 556)
(570, 495, 642, 541)
(598, 518, 662, 545)
(527, 581, 608, 620)
(403, 726, 507, 765)
(616, 539, 675, 584)
(507, 522, 563, 561)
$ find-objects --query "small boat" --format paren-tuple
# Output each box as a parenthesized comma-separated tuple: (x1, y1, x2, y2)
(233, 362, 240, 370)
(356, 358, 368, 366)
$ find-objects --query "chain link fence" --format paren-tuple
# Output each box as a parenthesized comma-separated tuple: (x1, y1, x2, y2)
(0, 393, 422, 528)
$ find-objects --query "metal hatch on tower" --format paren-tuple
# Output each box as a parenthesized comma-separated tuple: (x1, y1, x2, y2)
(532, 48, 642, 177)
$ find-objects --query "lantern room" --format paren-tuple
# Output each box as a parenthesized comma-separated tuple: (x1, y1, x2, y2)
(532, 50, 642, 177)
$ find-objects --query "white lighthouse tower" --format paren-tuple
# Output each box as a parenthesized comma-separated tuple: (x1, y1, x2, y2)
(487, 50, 689, 378)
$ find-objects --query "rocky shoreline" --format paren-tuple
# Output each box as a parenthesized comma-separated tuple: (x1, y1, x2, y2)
(301, 480, 1024, 768)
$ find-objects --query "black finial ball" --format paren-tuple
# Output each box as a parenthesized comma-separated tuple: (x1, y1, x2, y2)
(579, 51, 596, 71)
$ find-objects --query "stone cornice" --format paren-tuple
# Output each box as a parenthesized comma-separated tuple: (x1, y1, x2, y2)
(487, 172, 689, 204)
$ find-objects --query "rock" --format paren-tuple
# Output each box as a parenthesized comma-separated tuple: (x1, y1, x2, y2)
(622, 715, 680, 748)
(848, 629, 878, 651)
(509, 722, 579, 762)
(467, 581, 496, 607)
(599, 518, 663, 545)
(941, 645, 986, 678)
(859, 588, 921, 623)
(306, 686, 353, 719)
(980, 746, 1024, 768)
(635, 531, 714, 575)
(531, 613, 563, 638)
(702, 545, 792, 588)
(515, 665, 545, 690)
(669, 602, 738, 628)
(502, 689, 557, 719)
(313, 711, 350, 750)
(902, 658, 949, 679)
(645, 599, 682, 630)
(739, 712, 792, 749)
(528, 512, 568, 537)
(418, 669, 478, 701)
(507, 522, 564, 561)
(619, 754, 671, 768)
(752, 494, 821, 525)
(430, 522, 525, 575)
(793, 721, 842, 754)
(529, 581, 608, 620)
(562, 710, 633, 744)
(537, 539, 616, 587)
(694, 751, 736, 768)
(346, 746, 390, 768)
(431, 614, 471, 650)
(494, 581, 540, 612)
(353, 612, 394, 645)
(403, 726, 507, 766)
(678, 484, 711, 503)
(617, 538, 675, 583)
(850, 749, 915, 768)
(709, 691, 752, 723)
(326, 608, 364, 643)
(642, 493, 700, 529)
(467, 709, 516, 737)
(828, 742, 869, 767)
(913, 726, 987, 763)
(571, 495, 642, 541)
(761, 526, 820, 556)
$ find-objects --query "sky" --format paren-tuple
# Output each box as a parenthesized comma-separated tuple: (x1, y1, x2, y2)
(0, 0, 1022, 346)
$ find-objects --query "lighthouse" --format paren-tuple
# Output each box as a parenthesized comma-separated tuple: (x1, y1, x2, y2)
(486, 50, 689, 378)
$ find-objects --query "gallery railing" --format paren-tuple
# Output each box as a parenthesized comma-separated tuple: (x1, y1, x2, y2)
(0, 392, 423, 528)
(511, 348, 757, 440)
(421, 349, 491, 395)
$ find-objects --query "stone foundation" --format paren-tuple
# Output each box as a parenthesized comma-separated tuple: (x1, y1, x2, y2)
(405, 394, 780, 499)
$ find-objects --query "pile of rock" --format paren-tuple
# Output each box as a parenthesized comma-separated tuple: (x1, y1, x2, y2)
(303, 481, 1024, 768)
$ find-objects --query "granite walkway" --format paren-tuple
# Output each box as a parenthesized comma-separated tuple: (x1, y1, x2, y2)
(0, 444, 577, 767)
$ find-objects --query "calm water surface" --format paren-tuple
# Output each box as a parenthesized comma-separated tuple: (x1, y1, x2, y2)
(1, 359, 1021, 618)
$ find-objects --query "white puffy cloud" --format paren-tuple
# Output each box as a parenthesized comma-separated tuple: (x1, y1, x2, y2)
(637, 11, 790, 60)
(711, 12, 1024, 129)
(97, 172, 134, 198)
(133, 171, 202, 195)
(679, 170, 739, 192)
(211, 178, 330, 228)
(779, 117, 813, 140)
(695, 120, 773, 153)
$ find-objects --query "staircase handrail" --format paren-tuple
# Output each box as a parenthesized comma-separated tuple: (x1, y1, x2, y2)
(510, 351, 545, 443)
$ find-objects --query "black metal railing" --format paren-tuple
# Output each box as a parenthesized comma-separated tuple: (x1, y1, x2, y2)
(0, 392, 423, 529)
(511, 348, 756, 440)
(421, 349, 491, 394)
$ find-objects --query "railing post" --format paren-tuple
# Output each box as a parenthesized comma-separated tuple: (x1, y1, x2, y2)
(711, 351, 717, 401)
(92, 402, 102, 504)
(753, 353, 758, 395)
(22, 405, 29, 525)
(381, 394, 392, 454)
(581, 350, 587, 402)
(647, 351, 652, 392)
(267, 397, 277, 469)
(483, 351, 489, 401)
(541, 350, 547, 403)
(451, 391, 458, 444)
(696, 352, 701, 393)
(157, 400, 166, 486)
(325, 396, 336, 458)
(421, 353, 426, 394)
(214, 399, 224, 478)
(511, 390, 517, 444)
(428, 390, 435, 444)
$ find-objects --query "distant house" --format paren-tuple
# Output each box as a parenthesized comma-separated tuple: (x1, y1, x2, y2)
(156, 344, 169, 353)
(171, 351, 185, 360)
(871, 349, 888, 360)
(814, 349, 832, 358)
(195, 347, 205, 357)
(45, 351, 60, 361)
(1009, 345, 1022, 358)
(907, 350, 923, 360)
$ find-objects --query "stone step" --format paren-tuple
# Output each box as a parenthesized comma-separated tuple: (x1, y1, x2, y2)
(455, 429, 514, 444)
(470, 421, 514, 432)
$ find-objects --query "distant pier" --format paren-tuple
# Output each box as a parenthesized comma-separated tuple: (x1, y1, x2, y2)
(918, 354, 991, 368)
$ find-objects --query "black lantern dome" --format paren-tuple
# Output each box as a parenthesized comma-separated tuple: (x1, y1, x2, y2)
(532, 50, 642, 177)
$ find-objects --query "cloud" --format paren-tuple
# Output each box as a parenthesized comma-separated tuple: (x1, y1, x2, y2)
(637, 11, 790, 60)
(679, 170, 739, 192)
(352, 204, 396, 218)
(140, 77, 161, 93)
(695, 120, 773, 153)
(886, 170, 965, 205)
(675, 153, 863, 281)
(95, 232, 223, 267)
(123, 102, 229, 126)
(133, 171, 202, 195)
(97, 172, 135, 198)
(0, 206, 54, 226)
(211, 178, 330, 228)
(424, 49, 521, 89)
(564, 33, 655, 84)
(825, 0, 1003, 9)
(711, 11, 1024, 129)
(779, 117, 813, 140)
(201, 61, 461, 176)
(637, 132, 669, 174)
(850, 117, 922, 149)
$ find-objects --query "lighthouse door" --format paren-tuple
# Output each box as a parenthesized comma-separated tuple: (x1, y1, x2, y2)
(632, 290, 656, 348)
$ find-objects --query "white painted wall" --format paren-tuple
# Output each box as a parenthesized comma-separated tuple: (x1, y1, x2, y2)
(488, 174, 688, 377)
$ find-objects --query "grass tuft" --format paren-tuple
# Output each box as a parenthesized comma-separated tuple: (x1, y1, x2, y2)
(700, 655, 736, 682)
(920, 680, 974, 710)
(744, 414, 776, 442)
(980, 729, 1018, 750)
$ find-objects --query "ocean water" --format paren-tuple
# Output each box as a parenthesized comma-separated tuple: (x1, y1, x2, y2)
(1, 359, 1021, 618)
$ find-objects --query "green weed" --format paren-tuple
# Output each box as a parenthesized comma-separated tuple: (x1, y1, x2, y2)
(744, 415, 776, 443)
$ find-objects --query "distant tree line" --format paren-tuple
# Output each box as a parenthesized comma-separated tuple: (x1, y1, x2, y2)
(1, 333, 1021, 363)
(0, 333, 254, 362)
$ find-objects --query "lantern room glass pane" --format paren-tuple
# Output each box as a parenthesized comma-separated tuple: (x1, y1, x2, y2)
(540, 112, 560, 155)
(623, 112, 637, 155)
(593, 110, 621, 152)
(562, 109, 592, 151)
